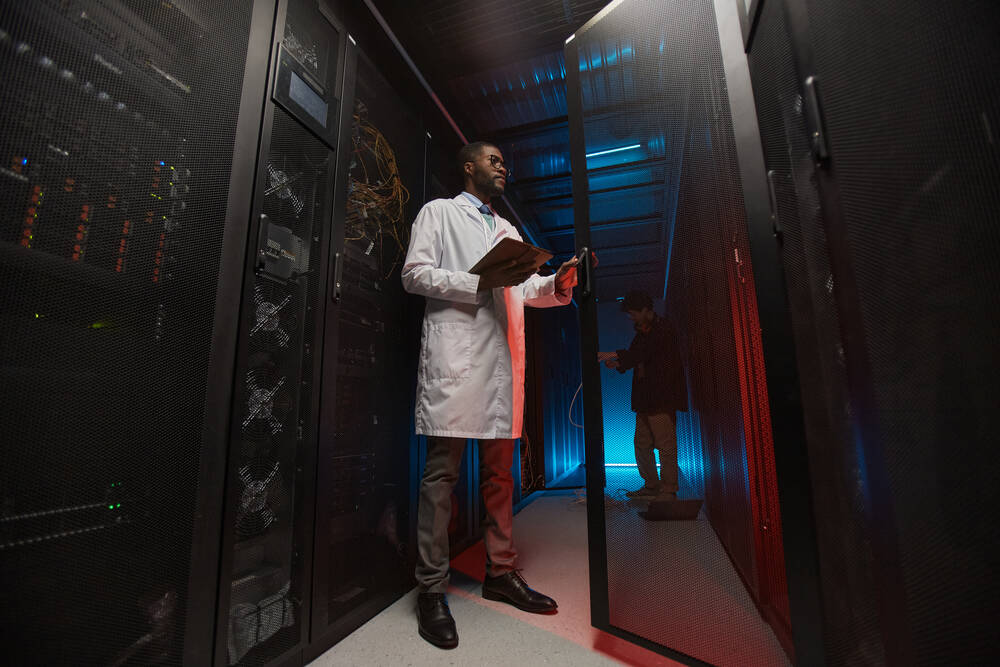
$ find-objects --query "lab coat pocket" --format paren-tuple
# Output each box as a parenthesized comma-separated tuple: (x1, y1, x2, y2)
(421, 322, 473, 381)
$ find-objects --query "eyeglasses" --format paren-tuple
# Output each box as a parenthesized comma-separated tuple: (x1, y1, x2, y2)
(481, 154, 511, 178)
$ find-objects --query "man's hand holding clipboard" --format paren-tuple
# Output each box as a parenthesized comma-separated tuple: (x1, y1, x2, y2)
(471, 238, 550, 291)
(470, 237, 582, 293)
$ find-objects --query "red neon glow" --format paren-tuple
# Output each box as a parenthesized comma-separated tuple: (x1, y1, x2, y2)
(727, 238, 791, 630)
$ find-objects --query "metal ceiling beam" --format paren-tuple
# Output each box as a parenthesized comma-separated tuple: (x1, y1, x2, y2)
(493, 116, 569, 141)
(510, 155, 671, 187)
(522, 177, 664, 204)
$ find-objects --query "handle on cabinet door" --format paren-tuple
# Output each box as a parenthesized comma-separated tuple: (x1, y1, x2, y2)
(255, 213, 270, 272)
(766, 169, 782, 236)
(579, 246, 592, 298)
(330, 251, 342, 303)
(804, 75, 830, 163)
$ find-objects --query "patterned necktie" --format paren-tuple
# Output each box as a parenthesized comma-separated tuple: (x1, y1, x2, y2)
(477, 203, 495, 231)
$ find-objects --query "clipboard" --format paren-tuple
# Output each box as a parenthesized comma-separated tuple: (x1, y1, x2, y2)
(468, 237, 554, 275)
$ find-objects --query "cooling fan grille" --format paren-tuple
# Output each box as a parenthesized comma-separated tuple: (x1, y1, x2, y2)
(250, 282, 299, 354)
(243, 364, 293, 440)
(265, 162, 305, 216)
(235, 457, 286, 539)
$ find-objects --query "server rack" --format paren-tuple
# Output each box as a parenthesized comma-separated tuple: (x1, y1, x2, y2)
(307, 38, 425, 649)
(211, 0, 350, 663)
(746, 0, 1000, 665)
(0, 0, 262, 664)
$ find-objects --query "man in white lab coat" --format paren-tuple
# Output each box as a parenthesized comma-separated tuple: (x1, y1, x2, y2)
(401, 141, 579, 649)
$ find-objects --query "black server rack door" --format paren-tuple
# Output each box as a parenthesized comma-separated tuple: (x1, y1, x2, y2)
(310, 44, 425, 646)
(0, 1, 255, 665)
(566, 0, 796, 664)
(216, 0, 343, 664)
(748, 2, 882, 664)
(750, 0, 1000, 664)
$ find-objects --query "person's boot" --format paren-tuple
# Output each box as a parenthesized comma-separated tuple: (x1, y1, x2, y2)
(482, 570, 557, 613)
(626, 484, 662, 498)
(416, 592, 458, 649)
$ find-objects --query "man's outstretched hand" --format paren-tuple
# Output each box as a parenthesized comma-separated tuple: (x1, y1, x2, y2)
(555, 256, 580, 293)
(477, 253, 583, 293)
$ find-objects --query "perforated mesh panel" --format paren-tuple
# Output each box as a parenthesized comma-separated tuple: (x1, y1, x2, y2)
(572, 0, 791, 664)
(748, 1, 886, 664)
(0, 1, 252, 664)
(804, 1, 1000, 663)
(312, 48, 423, 638)
(750, 0, 1000, 663)
(225, 105, 330, 666)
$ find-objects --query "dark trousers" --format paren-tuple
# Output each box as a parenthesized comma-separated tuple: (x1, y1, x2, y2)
(634, 412, 678, 492)
(415, 437, 516, 593)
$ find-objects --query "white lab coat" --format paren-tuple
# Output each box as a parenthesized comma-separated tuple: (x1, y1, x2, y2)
(401, 194, 571, 439)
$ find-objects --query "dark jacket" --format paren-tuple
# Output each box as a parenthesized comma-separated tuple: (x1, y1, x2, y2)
(615, 315, 687, 414)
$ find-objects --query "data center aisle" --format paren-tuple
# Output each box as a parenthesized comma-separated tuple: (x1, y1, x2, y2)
(310, 488, 784, 666)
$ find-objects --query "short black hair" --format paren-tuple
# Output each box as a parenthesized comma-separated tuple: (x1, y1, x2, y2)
(458, 141, 497, 176)
(621, 290, 653, 312)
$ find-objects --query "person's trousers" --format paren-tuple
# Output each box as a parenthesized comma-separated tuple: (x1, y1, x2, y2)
(415, 436, 516, 593)
(634, 412, 678, 492)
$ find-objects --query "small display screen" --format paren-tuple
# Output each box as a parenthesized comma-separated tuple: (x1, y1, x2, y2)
(289, 70, 328, 128)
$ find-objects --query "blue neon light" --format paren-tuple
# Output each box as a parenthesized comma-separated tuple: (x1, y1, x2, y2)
(22, 158, 28, 165)
(159, 161, 165, 166)
(585, 144, 641, 158)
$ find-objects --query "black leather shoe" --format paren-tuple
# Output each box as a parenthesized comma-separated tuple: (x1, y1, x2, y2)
(417, 592, 458, 649)
(482, 571, 558, 613)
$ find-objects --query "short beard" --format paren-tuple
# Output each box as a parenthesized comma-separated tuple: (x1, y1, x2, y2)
(476, 172, 504, 198)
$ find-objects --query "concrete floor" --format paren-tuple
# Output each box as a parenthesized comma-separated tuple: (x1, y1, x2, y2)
(310, 477, 789, 667)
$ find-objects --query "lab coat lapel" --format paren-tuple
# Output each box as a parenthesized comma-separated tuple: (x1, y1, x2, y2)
(452, 194, 486, 227)
(453, 194, 497, 246)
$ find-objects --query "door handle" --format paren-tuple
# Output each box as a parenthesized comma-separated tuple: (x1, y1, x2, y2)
(330, 251, 342, 303)
(579, 246, 592, 298)
(803, 75, 830, 163)
(256, 213, 270, 272)
(766, 169, 782, 236)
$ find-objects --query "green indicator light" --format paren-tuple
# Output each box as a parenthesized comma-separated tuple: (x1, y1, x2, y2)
(116, 503, 121, 508)
(108, 504, 114, 510)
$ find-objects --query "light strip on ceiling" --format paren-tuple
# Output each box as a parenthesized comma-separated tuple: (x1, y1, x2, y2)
(585, 144, 641, 158)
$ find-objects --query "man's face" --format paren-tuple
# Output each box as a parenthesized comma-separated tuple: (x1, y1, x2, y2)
(467, 146, 508, 197)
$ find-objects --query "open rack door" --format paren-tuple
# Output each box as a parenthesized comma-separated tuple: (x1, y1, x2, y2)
(565, 0, 810, 665)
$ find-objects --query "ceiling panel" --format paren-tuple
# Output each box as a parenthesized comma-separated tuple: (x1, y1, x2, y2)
(376, 0, 681, 300)
(449, 52, 568, 133)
